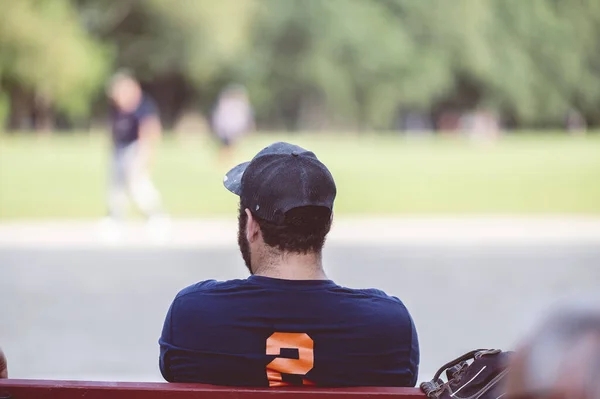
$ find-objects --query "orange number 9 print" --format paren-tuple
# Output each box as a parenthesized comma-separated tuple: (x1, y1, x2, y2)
(266, 332, 315, 387)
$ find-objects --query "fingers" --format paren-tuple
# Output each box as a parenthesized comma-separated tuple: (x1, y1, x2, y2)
(0, 347, 7, 378)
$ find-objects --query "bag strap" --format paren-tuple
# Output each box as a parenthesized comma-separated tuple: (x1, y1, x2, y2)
(431, 349, 487, 382)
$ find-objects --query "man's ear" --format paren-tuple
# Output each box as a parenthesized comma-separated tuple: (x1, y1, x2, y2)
(245, 209, 261, 243)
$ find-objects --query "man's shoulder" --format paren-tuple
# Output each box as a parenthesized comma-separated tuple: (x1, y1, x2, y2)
(344, 286, 414, 323)
(141, 94, 158, 107)
(344, 286, 406, 306)
(174, 279, 250, 299)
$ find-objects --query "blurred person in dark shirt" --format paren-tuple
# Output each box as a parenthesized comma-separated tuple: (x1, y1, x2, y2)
(100, 72, 169, 240)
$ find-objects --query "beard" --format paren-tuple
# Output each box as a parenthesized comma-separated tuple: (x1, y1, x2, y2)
(237, 210, 253, 274)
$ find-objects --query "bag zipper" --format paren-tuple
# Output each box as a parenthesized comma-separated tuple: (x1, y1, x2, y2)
(453, 368, 509, 399)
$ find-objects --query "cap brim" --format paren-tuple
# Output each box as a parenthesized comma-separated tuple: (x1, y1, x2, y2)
(223, 161, 250, 195)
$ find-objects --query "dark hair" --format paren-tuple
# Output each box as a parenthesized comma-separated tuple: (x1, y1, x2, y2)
(239, 205, 332, 254)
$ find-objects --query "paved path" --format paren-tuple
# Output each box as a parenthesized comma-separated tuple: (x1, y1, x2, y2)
(0, 218, 599, 383)
(1, 216, 600, 247)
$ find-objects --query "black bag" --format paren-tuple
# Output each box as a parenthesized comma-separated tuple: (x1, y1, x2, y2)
(420, 349, 513, 399)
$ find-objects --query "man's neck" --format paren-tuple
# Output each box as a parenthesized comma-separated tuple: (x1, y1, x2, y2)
(253, 252, 327, 280)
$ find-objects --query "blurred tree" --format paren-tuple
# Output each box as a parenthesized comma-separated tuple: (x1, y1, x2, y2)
(406, 0, 600, 128)
(457, 0, 598, 126)
(76, 0, 255, 80)
(239, 0, 475, 130)
(1, 0, 600, 131)
(549, 0, 600, 126)
(0, 0, 109, 130)
(74, 0, 256, 127)
(240, 0, 600, 130)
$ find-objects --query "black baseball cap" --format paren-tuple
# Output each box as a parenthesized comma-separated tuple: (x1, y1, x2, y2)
(223, 142, 336, 224)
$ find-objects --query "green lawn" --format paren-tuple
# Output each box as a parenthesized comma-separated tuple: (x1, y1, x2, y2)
(0, 132, 599, 219)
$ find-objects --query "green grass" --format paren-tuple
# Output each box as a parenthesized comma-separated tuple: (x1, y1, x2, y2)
(0, 132, 599, 219)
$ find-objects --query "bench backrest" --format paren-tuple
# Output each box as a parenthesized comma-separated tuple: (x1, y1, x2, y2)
(0, 379, 425, 399)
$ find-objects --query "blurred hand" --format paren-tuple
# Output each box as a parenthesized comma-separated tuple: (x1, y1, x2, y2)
(138, 116, 162, 170)
(0, 347, 7, 378)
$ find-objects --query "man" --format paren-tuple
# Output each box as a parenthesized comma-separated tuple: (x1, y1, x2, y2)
(0, 347, 7, 379)
(101, 72, 167, 238)
(159, 142, 419, 387)
(505, 301, 600, 399)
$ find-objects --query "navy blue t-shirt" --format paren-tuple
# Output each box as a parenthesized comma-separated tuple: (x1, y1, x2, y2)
(110, 95, 157, 148)
(159, 276, 419, 387)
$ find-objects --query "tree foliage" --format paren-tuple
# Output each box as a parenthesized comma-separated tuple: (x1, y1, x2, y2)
(1, 0, 600, 130)
(0, 0, 108, 118)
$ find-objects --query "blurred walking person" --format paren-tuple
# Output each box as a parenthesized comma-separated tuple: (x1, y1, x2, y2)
(211, 84, 254, 166)
(100, 72, 169, 241)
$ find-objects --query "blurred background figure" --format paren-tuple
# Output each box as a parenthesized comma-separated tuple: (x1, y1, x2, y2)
(460, 109, 501, 142)
(506, 300, 600, 399)
(101, 72, 169, 241)
(397, 110, 434, 136)
(211, 84, 254, 166)
(566, 109, 588, 136)
(0, 347, 7, 378)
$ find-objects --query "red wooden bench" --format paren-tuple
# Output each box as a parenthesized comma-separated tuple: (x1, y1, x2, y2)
(0, 379, 424, 399)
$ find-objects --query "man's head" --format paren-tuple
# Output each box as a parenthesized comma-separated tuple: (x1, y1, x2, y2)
(221, 83, 248, 102)
(107, 71, 142, 113)
(223, 142, 336, 274)
(506, 301, 600, 399)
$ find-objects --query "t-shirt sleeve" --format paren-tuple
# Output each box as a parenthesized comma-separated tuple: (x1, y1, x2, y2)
(159, 300, 175, 382)
(158, 281, 218, 382)
(407, 313, 420, 386)
(135, 97, 159, 122)
(371, 291, 420, 386)
(388, 296, 420, 386)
